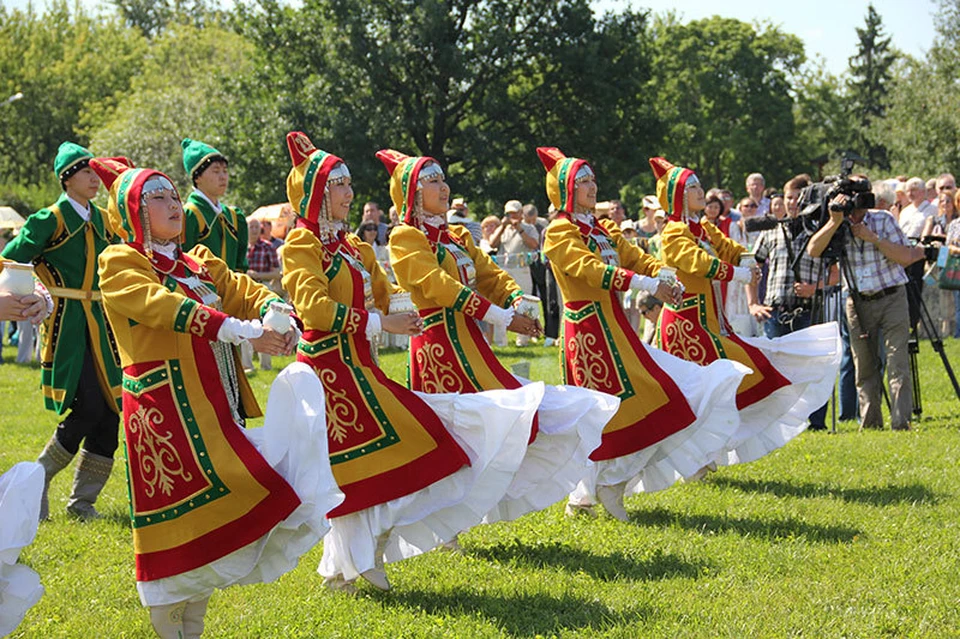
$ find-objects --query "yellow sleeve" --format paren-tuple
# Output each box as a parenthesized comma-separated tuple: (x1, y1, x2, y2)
(349, 234, 394, 314)
(661, 221, 736, 282)
(98, 244, 228, 340)
(190, 245, 280, 320)
(543, 218, 634, 292)
(451, 225, 522, 308)
(281, 228, 369, 333)
(598, 218, 661, 277)
(388, 225, 493, 319)
(702, 220, 747, 264)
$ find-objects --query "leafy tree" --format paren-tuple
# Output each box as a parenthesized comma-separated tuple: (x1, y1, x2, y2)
(647, 15, 806, 194)
(236, 0, 660, 222)
(791, 60, 858, 179)
(847, 3, 896, 170)
(0, 1, 147, 203)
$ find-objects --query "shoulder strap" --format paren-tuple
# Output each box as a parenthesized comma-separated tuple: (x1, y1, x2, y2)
(185, 201, 211, 240)
(44, 203, 74, 251)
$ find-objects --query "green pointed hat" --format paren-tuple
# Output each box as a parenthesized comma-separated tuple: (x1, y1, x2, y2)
(181, 138, 228, 182)
(54, 141, 94, 183)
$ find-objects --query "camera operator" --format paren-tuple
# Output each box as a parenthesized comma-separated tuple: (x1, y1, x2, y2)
(807, 177, 925, 431)
(746, 175, 834, 430)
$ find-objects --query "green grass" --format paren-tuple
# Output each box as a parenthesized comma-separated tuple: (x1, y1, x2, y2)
(3, 337, 960, 638)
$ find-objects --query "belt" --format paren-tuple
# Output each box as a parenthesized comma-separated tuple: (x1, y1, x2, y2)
(859, 285, 901, 302)
(47, 286, 102, 302)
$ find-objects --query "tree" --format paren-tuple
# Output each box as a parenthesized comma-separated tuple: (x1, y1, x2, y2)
(0, 1, 147, 203)
(847, 3, 897, 170)
(236, 0, 661, 221)
(647, 15, 806, 193)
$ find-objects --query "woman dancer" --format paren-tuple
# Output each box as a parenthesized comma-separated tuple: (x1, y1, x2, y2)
(280, 133, 542, 592)
(651, 157, 840, 466)
(536, 147, 745, 519)
(94, 157, 344, 638)
(381, 149, 619, 523)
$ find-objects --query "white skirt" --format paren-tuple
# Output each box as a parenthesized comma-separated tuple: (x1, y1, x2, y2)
(718, 322, 841, 466)
(0, 462, 45, 637)
(569, 344, 748, 505)
(482, 382, 618, 523)
(319, 383, 544, 583)
(137, 363, 345, 606)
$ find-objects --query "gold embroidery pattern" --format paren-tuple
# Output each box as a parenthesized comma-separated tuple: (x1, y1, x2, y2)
(415, 343, 463, 393)
(664, 316, 709, 365)
(344, 309, 361, 334)
(462, 294, 482, 318)
(128, 406, 194, 498)
(716, 262, 731, 281)
(611, 268, 626, 290)
(567, 332, 611, 390)
(190, 307, 211, 336)
(319, 368, 361, 443)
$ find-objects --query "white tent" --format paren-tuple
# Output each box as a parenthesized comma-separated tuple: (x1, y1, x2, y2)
(0, 206, 26, 230)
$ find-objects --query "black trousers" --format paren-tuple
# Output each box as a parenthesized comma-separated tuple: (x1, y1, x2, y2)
(540, 262, 561, 340)
(904, 261, 924, 333)
(55, 346, 119, 457)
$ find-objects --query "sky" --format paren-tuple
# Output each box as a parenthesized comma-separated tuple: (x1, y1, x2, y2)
(3, 0, 939, 77)
(593, 0, 939, 76)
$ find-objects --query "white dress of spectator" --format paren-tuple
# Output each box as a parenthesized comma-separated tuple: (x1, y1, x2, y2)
(898, 177, 936, 239)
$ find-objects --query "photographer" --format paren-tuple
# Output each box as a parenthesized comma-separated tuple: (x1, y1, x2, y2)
(807, 177, 925, 431)
(746, 175, 834, 429)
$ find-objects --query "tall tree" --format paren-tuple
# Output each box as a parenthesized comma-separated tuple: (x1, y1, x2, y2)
(847, 4, 897, 170)
(237, 0, 660, 220)
(648, 15, 806, 192)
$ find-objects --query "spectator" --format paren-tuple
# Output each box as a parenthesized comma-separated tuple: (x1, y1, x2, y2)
(719, 189, 740, 222)
(479, 215, 499, 254)
(637, 195, 661, 240)
(872, 181, 896, 211)
(609, 199, 627, 225)
(487, 199, 539, 346)
(358, 200, 389, 245)
(522, 203, 550, 342)
(900, 176, 936, 331)
(447, 197, 483, 243)
(769, 193, 787, 220)
(892, 180, 908, 220)
(936, 172, 956, 196)
(926, 177, 938, 203)
(807, 176, 925, 431)
(745, 173, 771, 216)
(784, 174, 811, 217)
(260, 219, 284, 252)
(244, 217, 281, 371)
(946, 192, 960, 338)
(636, 289, 663, 345)
(646, 209, 667, 259)
(923, 188, 959, 337)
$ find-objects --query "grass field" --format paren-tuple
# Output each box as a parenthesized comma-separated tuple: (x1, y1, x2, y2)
(3, 337, 960, 638)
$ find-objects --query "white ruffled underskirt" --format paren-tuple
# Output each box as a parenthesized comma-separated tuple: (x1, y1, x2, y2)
(137, 363, 345, 606)
(0, 462, 44, 637)
(319, 384, 543, 583)
(569, 342, 748, 505)
(482, 382, 618, 523)
(717, 321, 841, 466)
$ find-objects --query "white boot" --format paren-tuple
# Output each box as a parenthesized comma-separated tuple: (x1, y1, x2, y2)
(597, 482, 628, 521)
(182, 596, 210, 638)
(149, 602, 186, 639)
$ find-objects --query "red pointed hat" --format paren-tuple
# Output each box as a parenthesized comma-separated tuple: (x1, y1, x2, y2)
(285, 131, 345, 228)
(649, 157, 696, 221)
(90, 157, 179, 245)
(376, 149, 437, 224)
(536, 147, 591, 213)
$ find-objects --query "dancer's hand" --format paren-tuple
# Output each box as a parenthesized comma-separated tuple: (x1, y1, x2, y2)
(508, 313, 542, 337)
(382, 311, 423, 335)
(749, 302, 773, 321)
(654, 281, 682, 306)
(249, 326, 293, 355)
(19, 293, 48, 324)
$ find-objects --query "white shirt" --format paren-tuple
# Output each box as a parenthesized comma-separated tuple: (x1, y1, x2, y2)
(65, 195, 91, 222)
(898, 200, 935, 239)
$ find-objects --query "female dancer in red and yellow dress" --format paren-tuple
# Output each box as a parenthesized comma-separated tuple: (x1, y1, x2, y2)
(281, 132, 541, 592)
(381, 149, 618, 523)
(652, 157, 840, 465)
(94, 157, 344, 638)
(537, 147, 746, 519)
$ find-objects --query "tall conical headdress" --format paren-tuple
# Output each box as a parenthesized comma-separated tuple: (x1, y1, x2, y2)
(536, 147, 591, 214)
(649, 157, 696, 221)
(375, 149, 438, 225)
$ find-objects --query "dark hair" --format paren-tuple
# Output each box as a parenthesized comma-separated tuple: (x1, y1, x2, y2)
(192, 156, 228, 185)
(704, 195, 723, 211)
(358, 221, 378, 237)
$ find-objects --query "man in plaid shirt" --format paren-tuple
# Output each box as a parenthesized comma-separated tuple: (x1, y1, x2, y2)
(808, 177, 925, 431)
(243, 217, 281, 371)
(747, 177, 833, 429)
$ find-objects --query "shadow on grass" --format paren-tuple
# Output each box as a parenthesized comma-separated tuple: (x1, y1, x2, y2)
(709, 477, 941, 507)
(470, 540, 707, 582)
(630, 506, 861, 543)
(102, 510, 132, 529)
(378, 586, 648, 637)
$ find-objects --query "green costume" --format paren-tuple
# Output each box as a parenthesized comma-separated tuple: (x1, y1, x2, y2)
(2, 193, 122, 415)
(180, 192, 249, 272)
(179, 138, 248, 271)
